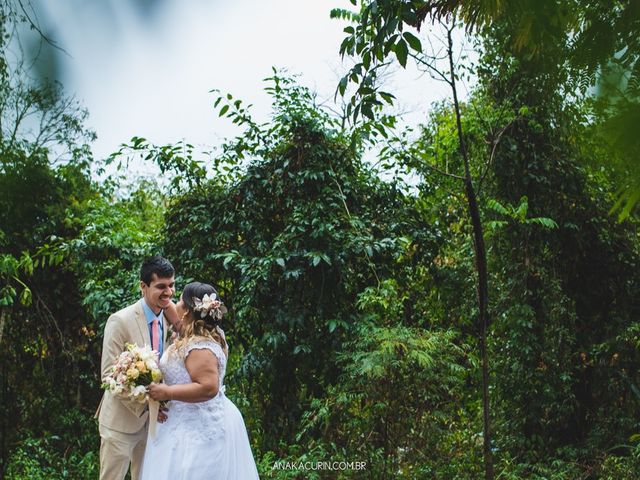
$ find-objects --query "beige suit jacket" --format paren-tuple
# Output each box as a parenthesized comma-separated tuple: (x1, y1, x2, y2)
(95, 299, 168, 434)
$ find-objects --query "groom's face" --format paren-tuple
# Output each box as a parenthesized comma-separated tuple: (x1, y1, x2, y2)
(141, 273, 175, 312)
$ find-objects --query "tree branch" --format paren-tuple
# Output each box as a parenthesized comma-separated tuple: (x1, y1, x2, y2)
(409, 52, 452, 85)
(477, 119, 516, 197)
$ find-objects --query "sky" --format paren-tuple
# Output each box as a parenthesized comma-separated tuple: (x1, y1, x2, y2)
(31, 0, 463, 169)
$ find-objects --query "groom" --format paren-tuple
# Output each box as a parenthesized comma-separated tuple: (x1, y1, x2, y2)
(96, 255, 175, 480)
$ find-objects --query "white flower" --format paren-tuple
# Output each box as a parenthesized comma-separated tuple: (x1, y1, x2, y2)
(105, 377, 117, 391)
(145, 359, 157, 370)
(118, 351, 133, 365)
(130, 385, 147, 403)
(192, 293, 227, 319)
(139, 345, 155, 360)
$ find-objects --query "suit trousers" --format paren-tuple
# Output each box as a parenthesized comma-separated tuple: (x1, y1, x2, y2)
(99, 421, 147, 480)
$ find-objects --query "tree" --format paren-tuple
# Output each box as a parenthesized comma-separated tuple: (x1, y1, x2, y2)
(335, 4, 516, 477)
(351, 0, 640, 218)
(157, 73, 437, 451)
(0, 3, 103, 476)
(477, 15, 640, 470)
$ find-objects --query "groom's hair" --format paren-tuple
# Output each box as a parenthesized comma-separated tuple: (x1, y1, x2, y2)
(140, 255, 175, 285)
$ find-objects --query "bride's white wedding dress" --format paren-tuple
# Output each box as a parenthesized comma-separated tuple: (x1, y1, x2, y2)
(140, 338, 260, 479)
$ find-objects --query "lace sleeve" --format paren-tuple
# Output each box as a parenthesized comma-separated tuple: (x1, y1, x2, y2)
(186, 340, 226, 369)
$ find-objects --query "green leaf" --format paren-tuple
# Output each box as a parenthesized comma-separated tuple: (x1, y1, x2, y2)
(361, 102, 374, 120)
(487, 220, 508, 230)
(363, 50, 371, 70)
(515, 196, 529, 220)
(338, 75, 349, 96)
(379, 91, 396, 105)
(219, 105, 230, 117)
(395, 39, 408, 68)
(19, 287, 32, 306)
(487, 199, 509, 215)
(402, 32, 422, 53)
(529, 217, 558, 229)
(223, 255, 234, 268)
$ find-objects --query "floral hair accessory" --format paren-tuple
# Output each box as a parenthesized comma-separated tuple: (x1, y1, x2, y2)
(192, 293, 227, 320)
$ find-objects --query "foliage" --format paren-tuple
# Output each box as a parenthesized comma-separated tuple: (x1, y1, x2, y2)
(4, 408, 99, 480)
(0, 142, 99, 476)
(475, 15, 640, 461)
(157, 73, 443, 455)
(335, 3, 507, 476)
(336, 0, 640, 217)
(0, 4, 167, 475)
(65, 181, 166, 326)
(1, 1, 640, 478)
(292, 280, 479, 479)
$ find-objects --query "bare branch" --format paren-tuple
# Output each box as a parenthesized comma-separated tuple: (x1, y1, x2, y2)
(383, 139, 465, 181)
(328, 161, 381, 286)
(410, 51, 453, 85)
(34, 291, 72, 358)
(16, 0, 69, 56)
(476, 120, 516, 197)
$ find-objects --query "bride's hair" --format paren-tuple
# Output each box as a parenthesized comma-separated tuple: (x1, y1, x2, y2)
(175, 281, 227, 353)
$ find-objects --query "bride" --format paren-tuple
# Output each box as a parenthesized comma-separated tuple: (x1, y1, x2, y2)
(140, 281, 259, 479)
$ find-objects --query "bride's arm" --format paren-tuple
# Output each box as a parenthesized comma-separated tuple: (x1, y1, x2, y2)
(164, 301, 181, 331)
(148, 350, 219, 403)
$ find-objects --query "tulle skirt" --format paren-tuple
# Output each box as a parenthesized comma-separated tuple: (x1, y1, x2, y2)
(140, 394, 259, 479)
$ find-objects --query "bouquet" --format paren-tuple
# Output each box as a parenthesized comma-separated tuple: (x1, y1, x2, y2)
(102, 343, 163, 403)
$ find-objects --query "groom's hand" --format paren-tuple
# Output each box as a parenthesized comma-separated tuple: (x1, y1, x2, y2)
(157, 406, 169, 423)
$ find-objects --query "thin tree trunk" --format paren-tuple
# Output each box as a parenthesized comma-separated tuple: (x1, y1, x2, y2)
(0, 307, 6, 346)
(447, 26, 495, 480)
(0, 308, 6, 477)
(465, 177, 493, 480)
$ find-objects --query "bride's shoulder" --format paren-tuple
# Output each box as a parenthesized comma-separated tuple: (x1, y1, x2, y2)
(186, 336, 225, 358)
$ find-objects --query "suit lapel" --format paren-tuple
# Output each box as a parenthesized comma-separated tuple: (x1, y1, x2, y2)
(134, 299, 150, 347)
